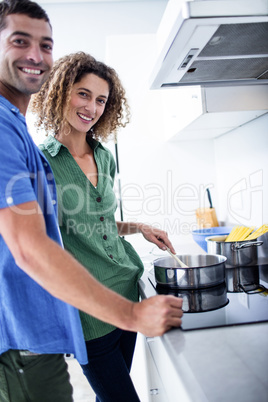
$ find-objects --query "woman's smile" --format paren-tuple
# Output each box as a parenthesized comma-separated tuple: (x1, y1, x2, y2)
(77, 112, 94, 123)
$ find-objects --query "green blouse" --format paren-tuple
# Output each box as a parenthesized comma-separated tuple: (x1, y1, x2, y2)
(39, 135, 144, 341)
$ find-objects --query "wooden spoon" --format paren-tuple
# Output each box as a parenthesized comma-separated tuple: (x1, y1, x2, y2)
(166, 247, 188, 268)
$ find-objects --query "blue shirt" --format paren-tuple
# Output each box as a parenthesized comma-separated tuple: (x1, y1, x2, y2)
(0, 95, 87, 364)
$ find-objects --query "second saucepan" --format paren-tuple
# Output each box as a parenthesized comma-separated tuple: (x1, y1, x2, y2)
(206, 235, 263, 268)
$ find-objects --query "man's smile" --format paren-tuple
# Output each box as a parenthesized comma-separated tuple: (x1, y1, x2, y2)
(19, 67, 43, 75)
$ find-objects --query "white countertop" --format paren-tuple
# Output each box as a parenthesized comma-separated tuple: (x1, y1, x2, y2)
(139, 261, 268, 402)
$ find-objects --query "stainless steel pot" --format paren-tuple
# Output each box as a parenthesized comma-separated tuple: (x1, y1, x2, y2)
(156, 282, 228, 312)
(225, 266, 260, 293)
(154, 254, 227, 289)
(206, 235, 263, 268)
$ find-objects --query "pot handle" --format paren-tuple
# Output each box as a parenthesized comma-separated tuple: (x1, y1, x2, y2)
(239, 284, 267, 294)
(231, 241, 263, 250)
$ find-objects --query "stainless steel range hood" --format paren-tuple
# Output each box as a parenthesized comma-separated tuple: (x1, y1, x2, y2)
(150, 0, 268, 89)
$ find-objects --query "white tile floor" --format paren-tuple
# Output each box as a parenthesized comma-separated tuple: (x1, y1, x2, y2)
(67, 358, 96, 402)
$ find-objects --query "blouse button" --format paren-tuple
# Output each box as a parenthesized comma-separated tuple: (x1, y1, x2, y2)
(96, 197, 102, 203)
(109, 254, 113, 259)
(100, 217, 104, 222)
(103, 235, 107, 240)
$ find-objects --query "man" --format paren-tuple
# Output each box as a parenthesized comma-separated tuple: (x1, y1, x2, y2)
(0, 0, 183, 400)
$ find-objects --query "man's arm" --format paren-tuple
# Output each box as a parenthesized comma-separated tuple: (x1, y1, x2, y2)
(0, 201, 183, 336)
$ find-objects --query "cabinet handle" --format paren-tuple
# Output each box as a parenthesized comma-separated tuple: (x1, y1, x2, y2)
(150, 389, 159, 395)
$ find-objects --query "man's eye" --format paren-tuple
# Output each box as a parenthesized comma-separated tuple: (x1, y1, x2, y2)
(42, 44, 53, 51)
(14, 39, 25, 45)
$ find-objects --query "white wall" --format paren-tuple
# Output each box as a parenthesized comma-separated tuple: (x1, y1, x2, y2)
(214, 113, 268, 228)
(37, 1, 168, 62)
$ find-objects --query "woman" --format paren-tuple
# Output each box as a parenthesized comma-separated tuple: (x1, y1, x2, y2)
(32, 52, 176, 402)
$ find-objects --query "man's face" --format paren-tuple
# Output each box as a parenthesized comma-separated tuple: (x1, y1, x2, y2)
(0, 13, 53, 96)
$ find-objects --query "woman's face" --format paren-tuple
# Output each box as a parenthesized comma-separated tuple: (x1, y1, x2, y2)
(65, 73, 109, 134)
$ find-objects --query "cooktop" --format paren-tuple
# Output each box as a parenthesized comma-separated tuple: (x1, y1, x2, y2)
(147, 264, 268, 331)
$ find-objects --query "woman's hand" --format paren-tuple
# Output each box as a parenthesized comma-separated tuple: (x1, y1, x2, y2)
(116, 221, 176, 254)
(138, 224, 176, 254)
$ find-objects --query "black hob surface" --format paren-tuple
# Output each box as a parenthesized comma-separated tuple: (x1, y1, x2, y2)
(149, 264, 268, 331)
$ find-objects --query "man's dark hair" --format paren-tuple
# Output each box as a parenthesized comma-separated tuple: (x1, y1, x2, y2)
(0, 0, 51, 32)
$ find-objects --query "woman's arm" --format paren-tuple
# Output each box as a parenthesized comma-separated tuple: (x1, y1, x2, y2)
(116, 221, 176, 254)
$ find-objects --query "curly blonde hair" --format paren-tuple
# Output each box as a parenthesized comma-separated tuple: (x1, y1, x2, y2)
(31, 51, 130, 142)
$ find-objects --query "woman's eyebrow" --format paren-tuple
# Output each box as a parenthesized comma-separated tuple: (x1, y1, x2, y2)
(78, 87, 108, 99)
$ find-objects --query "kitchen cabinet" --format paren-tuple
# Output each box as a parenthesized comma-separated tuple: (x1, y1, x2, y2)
(143, 335, 200, 402)
(143, 337, 169, 401)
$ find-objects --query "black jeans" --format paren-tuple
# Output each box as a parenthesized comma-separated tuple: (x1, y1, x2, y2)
(80, 328, 140, 402)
